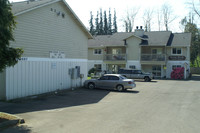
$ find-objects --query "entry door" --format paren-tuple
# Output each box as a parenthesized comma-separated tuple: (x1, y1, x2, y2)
(152, 48, 162, 54)
(96, 76, 109, 88)
(112, 48, 122, 54)
(152, 48, 162, 60)
(152, 66, 161, 78)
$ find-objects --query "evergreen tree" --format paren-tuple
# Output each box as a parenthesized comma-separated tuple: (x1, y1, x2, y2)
(99, 8, 104, 35)
(125, 21, 128, 32)
(90, 8, 118, 35)
(104, 10, 108, 35)
(95, 11, 100, 35)
(108, 8, 112, 35)
(0, 0, 23, 72)
(113, 9, 118, 33)
(182, 15, 200, 67)
(185, 22, 200, 66)
(89, 11, 95, 35)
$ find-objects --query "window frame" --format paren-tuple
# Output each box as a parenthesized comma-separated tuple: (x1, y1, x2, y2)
(172, 65, 182, 70)
(171, 47, 182, 55)
(93, 49, 102, 55)
(108, 76, 119, 80)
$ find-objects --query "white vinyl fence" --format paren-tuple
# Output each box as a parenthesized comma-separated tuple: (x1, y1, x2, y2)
(5, 58, 87, 100)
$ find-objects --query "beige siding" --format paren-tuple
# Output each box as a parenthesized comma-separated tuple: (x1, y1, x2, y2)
(126, 37, 141, 60)
(166, 47, 189, 61)
(88, 48, 103, 60)
(0, 71, 6, 100)
(141, 46, 165, 54)
(11, 1, 88, 59)
(106, 47, 126, 54)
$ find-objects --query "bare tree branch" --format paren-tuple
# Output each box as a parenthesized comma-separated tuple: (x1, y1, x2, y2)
(121, 7, 140, 32)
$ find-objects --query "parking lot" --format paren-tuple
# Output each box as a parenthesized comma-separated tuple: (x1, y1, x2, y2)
(1, 77, 200, 133)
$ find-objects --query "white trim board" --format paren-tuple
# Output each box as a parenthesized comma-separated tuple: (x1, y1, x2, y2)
(20, 57, 87, 62)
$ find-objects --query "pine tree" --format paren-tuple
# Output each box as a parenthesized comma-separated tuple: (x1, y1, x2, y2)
(104, 10, 108, 35)
(99, 8, 104, 35)
(108, 8, 112, 35)
(89, 11, 95, 35)
(113, 9, 118, 33)
(95, 11, 100, 35)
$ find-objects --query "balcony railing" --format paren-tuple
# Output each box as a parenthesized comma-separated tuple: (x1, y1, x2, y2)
(103, 54, 127, 61)
(141, 54, 166, 61)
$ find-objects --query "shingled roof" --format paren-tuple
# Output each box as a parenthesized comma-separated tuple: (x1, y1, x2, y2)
(88, 32, 134, 48)
(170, 33, 191, 47)
(88, 31, 191, 48)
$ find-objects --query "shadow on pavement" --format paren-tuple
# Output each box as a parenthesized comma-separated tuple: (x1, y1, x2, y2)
(1, 125, 31, 133)
(94, 88, 140, 94)
(134, 79, 158, 83)
(0, 88, 110, 114)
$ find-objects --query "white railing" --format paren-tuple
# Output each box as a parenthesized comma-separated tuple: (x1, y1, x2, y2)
(103, 54, 127, 61)
(141, 54, 166, 61)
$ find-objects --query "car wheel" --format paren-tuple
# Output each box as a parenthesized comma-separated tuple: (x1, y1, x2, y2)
(88, 83, 95, 89)
(116, 85, 124, 91)
(144, 77, 150, 82)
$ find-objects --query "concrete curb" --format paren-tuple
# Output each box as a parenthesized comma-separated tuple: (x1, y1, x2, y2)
(0, 112, 25, 130)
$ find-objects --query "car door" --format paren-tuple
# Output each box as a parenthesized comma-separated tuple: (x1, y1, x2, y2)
(130, 70, 137, 79)
(136, 70, 143, 79)
(107, 76, 119, 89)
(123, 70, 131, 78)
(96, 76, 109, 89)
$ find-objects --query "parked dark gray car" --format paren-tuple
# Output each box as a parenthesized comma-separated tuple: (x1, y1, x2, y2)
(84, 74, 136, 91)
(118, 69, 154, 82)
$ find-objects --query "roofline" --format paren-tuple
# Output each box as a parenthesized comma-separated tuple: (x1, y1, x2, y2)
(14, 0, 60, 16)
(88, 45, 125, 48)
(123, 35, 147, 41)
(14, 0, 93, 39)
(62, 0, 93, 39)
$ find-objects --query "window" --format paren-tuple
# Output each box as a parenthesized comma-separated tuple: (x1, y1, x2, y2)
(134, 70, 142, 74)
(172, 48, 182, 55)
(100, 76, 108, 80)
(129, 65, 136, 69)
(94, 49, 102, 55)
(152, 66, 161, 78)
(152, 49, 157, 54)
(108, 76, 119, 80)
(112, 48, 122, 54)
(172, 65, 181, 70)
(152, 48, 162, 54)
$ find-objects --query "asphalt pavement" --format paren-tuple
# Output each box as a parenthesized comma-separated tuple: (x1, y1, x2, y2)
(1, 76, 200, 133)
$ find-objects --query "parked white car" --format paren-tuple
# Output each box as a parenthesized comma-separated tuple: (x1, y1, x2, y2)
(84, 74, 136, 91)
(118, 69, 154, 82)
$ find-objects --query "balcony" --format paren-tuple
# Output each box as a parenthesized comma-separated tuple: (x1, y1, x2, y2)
(141, 54, 166, 65)
(103, 54, 127, 61)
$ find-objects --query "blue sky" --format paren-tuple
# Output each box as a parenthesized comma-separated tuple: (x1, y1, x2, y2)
(11, 0, 194, 32)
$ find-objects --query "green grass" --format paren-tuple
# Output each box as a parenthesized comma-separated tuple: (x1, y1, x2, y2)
(192, 55, 200, 67)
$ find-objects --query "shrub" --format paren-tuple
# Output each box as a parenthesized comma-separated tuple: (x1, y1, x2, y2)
(171, 67, 184, 79)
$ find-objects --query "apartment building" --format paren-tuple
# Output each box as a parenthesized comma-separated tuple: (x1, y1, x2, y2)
(0, 0, 92, 100)
(88, 27, 191, 79)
